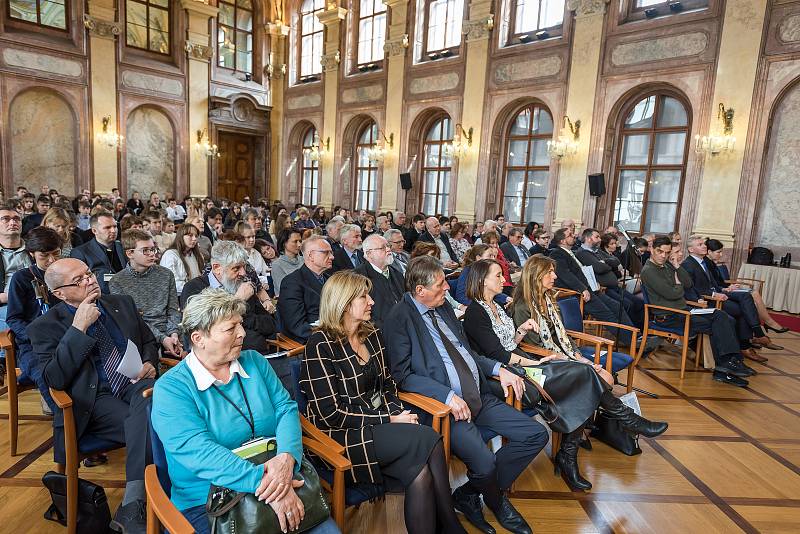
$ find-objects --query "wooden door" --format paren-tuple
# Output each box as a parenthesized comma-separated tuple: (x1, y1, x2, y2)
(217, 132, 255, 202)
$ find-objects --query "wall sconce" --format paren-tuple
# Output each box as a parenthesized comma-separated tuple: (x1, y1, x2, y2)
(547, 116, 580, 159)
(97, 116, 123, 149)
(304, 134, 330, 162)
(444, 124, 473, 159)
(695, 103, 736, 157)
(366, 130, 394, 164)
(195, 129, 220, 158)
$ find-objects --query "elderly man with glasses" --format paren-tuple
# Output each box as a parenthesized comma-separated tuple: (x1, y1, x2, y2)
(384, 228, 409, 275)
(354, 234, 405, 328)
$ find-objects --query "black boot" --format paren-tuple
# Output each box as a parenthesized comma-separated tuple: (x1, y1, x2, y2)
(599, 390, 668, 438)
(555, 427, 592, 491)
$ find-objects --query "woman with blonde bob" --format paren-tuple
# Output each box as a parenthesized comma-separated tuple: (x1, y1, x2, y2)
(301, 271, 465, 534)
(42, 207, 83, 255)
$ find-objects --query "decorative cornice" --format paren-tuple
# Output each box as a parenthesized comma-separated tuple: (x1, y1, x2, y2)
(383, 34, 409, 56)
(179, 0, 219, 18)
(320, 51, 341, 72)
(567, 0, 610, 17)
(462, 15, 494, 42)
(265, 22, 291, 38)
(383, 0, 409, 9)
(185, 41, 214, 61)
(83, 14, 121, 39)
(317, 7, 347, 26)
(264, 63, 287, 79)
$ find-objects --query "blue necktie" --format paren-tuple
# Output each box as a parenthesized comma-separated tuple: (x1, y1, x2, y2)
(90, 319, 129, 397)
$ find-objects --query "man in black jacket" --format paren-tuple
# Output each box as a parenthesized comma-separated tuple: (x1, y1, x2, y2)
(404, 214, 426, 253)
(330, 223, 364, 272)
(29, 258, 159, 533)
(203, 207, 223, 244)
(499, 228, 530, 267)
(355, 234, 405, 328)
(417, 216, 458, 268)
(69, 213, 127, 294)
(278, 235, 332, 343)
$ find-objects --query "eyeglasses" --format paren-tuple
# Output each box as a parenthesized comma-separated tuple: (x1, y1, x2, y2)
(53, 271, 96, 290)
(365, 244, 391, 252)
(310, 249, 333, 256)
(0, 216, 21, 224)
(391, 239, 406, 245)
(132, 247, 159, 255)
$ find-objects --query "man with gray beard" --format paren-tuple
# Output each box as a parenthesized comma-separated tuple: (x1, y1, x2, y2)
(355, 234, 405, 328)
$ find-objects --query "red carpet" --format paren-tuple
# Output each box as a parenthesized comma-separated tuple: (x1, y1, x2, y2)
(769, 312, 800, 333)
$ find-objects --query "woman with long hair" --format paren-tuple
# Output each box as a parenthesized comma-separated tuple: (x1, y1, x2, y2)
(311, 206, 328, 227)
(301, 271, 465, 534)
(41, 207, 83, 256)
(449, 222, 471, 264)
(160, 224, 205, 295)
(271, 228, 303, 297)
(223, 202, 242, 229)
(480, 231, 514, 295)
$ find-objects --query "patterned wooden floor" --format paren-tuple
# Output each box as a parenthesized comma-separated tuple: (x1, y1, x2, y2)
(2, 329, 800, 533)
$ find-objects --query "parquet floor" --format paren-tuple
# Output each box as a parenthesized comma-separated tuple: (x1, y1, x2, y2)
(2, 330, 800, 533)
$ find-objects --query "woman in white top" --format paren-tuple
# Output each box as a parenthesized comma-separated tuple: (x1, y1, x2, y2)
(160, 223, 204, 295)
(235, 221, 270, 287)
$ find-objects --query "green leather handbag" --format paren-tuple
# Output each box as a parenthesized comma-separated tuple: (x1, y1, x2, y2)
(206, 455, 330, 534)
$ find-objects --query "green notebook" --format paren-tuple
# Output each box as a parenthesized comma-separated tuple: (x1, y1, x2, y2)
(231, 437, 277, 465)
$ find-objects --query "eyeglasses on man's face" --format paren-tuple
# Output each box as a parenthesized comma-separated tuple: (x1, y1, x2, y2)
(53, 271, 96, 291)
(0, 215, 22, 224)
(309, 249, 333, 257)
(365, 244, 391, 253)
(131, 247, 159, 256)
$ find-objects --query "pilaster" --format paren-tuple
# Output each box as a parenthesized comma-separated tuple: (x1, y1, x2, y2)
(266, 22, 290, 200)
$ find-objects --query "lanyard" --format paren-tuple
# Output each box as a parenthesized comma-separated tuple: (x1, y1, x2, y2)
(211, 375, 255, 441)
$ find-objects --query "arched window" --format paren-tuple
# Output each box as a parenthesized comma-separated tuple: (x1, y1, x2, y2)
(612, 93, 690, 235)
(299, 0, 325, 79)
(356, 0, 387, 67)
(6, 0, 67, 30)
(355, 122, 379, 211)
(421, 115, 453, 215)
(423, 0, 463, 57)
(218, 0, 254, 74)
(126, 0, 170, 55)
(301, 127, 320, 205)
(501, 104, 553, 224)
(509, 0, 565, 43)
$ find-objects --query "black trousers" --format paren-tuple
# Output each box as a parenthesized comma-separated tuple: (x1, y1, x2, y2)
(585, 291, 635, 344)
(81, 378, 155, 482)
(659, 309, 740, 367)
(450, 394, 548, 490)
(606, 286, 644, 329)
(721, 291, 761, 345)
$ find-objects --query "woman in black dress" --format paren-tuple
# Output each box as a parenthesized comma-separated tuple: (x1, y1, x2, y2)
(301, 271, 465, 534)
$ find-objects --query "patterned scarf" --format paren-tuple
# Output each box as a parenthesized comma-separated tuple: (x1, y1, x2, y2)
(532, 295, 576, 357)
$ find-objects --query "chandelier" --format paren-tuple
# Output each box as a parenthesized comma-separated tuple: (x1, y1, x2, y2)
(443, 124, 473, 159)
(366, 131, 394, 164)
(97, 116, 123, 149)
(694, 103, 736, 157)
(547, 116, 580, 159)
(195, 129, 220, 159)
(304, 134, 330, 162)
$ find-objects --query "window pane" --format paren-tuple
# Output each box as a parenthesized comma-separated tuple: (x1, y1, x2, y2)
(652, 132, 686, 165)
(150, 30, 169, 54)
(624, 96, 656, 129)
(237, 0, 253, 7)
(9, 0, 38, 23)
(643, 202, 677, 234)
(423, 194, 438, 215)
(361, 0, 374, 17)
(219, 3, 234, 26)
(127, 1, 147, 27)
(541, 0, 565, 28)
(614, 169, 646, 228)
(424, 171, 440, 194)
(636, 0, 663, 7)
(504, 170, 525, 197)
(504, 196, 522, 222)
(425, 144, 442, 167)
(524, 197, 546, 225)
(526, 170, 549, 198)
(148, 7, 168, 33)
(647, 170, 682, 203)
(533, 108, 554, 135)
(127, 22, 148, 48)
(528, 139, 549, 166)
(506, 140, 528, 167)
(151, 0, 168, 6)
(511, 109, 530, 135)
(41, 0, 66, 28)
(656, 97, 688, 128)
(236, 9, 252, 31)
(218, 27, 235, 68)
(621, 134, 650, 165)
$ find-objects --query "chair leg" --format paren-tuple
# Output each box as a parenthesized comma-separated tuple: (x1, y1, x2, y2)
(8, 375, 19, 456)
(694, 335, 703, 368)
(332, 467, 345, 531)
(626, 366, 635, 394)
(679, 339, 689, 379)
(66, 457, 78, 534)
(551, 431, 562, 460)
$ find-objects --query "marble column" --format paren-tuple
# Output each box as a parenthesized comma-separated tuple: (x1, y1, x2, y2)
(316, 6, 347, 208)
(265, 22, 290, 200)
(554, 0, 609, 231)
(452, 1, 493, 222)
(378, 0, 409, 213)
(180, 0, 218, 198)
(692, 0, 768, 246)
(85, 0, 122, 194)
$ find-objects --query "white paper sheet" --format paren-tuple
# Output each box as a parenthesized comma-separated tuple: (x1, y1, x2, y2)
(690, 308, 715, 315)
(581, 266, 600, 291)
(116, 339, 144, 379)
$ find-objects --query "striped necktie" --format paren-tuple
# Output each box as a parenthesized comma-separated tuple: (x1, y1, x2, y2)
(90, 318, 129, 397)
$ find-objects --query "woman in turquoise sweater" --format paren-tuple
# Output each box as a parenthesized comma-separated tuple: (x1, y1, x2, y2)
(152, 289, 339, 534)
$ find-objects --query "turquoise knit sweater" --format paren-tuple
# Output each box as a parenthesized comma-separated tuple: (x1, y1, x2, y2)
(152, 350, 302, 511)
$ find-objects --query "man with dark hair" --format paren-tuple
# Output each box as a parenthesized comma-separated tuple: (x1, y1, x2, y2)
(21, 194, 51, 236)
(383, 256, 544, 534)
(642, 236, 753, 387)
(69, 213, 126, 294)
(500, 227, 530, 267)
(404, 214, 426, 253)
(243, 208, 272, 243)
(528, 229, 550, 256)
(203, 207, 223, 244)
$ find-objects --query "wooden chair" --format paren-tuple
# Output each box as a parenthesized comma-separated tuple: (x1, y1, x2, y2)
(144, 464, 194, 534)
(2, 330, 38, 456)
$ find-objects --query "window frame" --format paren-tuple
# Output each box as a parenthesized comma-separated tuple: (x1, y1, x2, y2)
(125, 0, 171, 57)
(421, 0, 464, 60)
(297, 0, 325, 83)
(354, 0, 387, 71)
(354, 122, 380, 211)
(506, 0, 565, 46)
(500, 103, 554, 225)
(626, 0, 708, 22)
(5, 0, 69, 33)
(217, 0, 255, 75)
(419, 114, 454, 216)
(610, 92, 691, 236)
(301, 127, 320, 206)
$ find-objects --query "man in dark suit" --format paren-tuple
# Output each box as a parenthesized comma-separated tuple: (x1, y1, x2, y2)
(203, 207, 223, 244)
(383, 256, 545, 534)
(29, 258, 159, 533)
(385, 228, 410, 275)
(499, 227, 530, 267)
(355, 234, 405, 328)
(330, 223, 364, 272)
(70, 213, 126, 294)
(417, 216, 458, 268)
(403, 214, 426, 253)
(681, 235, 776, 360)
(278, 235, 332, 343)
(549, 228, 635, 345)
(528, 229, 550, 256)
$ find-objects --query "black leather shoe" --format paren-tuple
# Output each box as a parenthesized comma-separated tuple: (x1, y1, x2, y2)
(712, 370, 749, 388)
(490, 495, 532, 534)
(765, 323, 790, 334)
(717, 360, 755, 378)
(452, 486, 496, 534)
(110, 499, 146, 534)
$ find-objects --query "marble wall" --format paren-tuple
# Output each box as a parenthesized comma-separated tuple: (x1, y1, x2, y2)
(755, 81, 800, 257)
(125, 107, 175, 198)
(9, 89, 76, 194)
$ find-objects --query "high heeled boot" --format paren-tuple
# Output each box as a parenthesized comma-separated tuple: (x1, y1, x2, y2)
(599, 390, 668, 438)
(554, 427, 592, 491)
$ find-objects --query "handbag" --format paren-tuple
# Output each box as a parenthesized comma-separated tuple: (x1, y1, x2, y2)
(206, 455, 330, 534)
(590, 411, 642, 456)
(501, 363, 561, 426)
(41, 470, 113, 533)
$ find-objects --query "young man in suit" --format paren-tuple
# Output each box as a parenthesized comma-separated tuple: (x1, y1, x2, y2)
(29, 258, 159, 533)
(203, 207, 223, 244)
(330, 223, 364, 272)
(355, 234, 405, 328)
(278, 235, 332, 343)
(69, 213, 126, 294)
(383, 256, 546, 534)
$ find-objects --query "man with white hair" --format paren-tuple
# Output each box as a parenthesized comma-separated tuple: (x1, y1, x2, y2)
(392, 211, 407, 231)
(278, 235, 333, 342)
(418, 216, 458, 269)
(324, 217, 344, 252)
(355, 234, 405, 328)
(384, 228, 409, 275)
(474, 219, 496, 245)
(331, 223, 364, 272)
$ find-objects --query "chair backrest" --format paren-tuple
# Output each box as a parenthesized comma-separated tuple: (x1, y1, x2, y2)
(557, 296, 584, 333)
(290, 357, 308, 415)
(640, 284, 651, 304)
(147, 403, 172, 497)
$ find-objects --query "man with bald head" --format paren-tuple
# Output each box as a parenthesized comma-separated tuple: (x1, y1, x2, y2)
(418, 216, 458, 269)
(28, 258, 160, 533)
(355, 234, 405, 328)
(278, 235, 333, 342)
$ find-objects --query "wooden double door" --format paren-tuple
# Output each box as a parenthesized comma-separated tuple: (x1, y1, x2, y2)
(216, 132, 255, 202)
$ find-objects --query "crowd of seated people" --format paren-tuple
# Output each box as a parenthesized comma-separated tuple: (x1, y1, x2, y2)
(9, 183, 791, 533)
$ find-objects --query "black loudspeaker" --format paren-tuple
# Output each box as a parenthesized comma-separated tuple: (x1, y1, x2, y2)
(588, 173, 606, 197)
(400, 173, 413, 190)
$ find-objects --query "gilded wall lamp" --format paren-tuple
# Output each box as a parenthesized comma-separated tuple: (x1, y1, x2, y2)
(195, 129, 220, 158)
(444, 124, 473, 159)
(97, 116, 123, 149)
(694, 103, 736, 157)
(366, 130, 395, 164)
(547, 116, 580, 159)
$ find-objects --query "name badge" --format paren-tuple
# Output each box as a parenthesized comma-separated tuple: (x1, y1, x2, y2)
(103, 274, 113, 283)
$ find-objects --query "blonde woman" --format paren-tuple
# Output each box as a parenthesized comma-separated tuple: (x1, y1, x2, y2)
(42, 207, 83, 256)
(301, 271, 465, 534)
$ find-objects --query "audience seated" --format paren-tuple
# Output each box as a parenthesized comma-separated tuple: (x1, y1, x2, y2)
(383, 255, 546, 534)
(0, 206, 32, 375)
(152, 289, 339, 534)
(242, 207, 272, 244)
(454, 244, 509, 307)
(21, 194, 51, 237)
(528, 229, 550, 256)
(384, 228, 409, 275)
(480, 231, 515, 296)
(418, 217, 458, 269)
(110, 229, 183, 359)
(354, 234, 405, 329)
(499, 227, 530, 268)
(324, 218, 344, 253)
(271, 228, 303, 297)
(42, 207, 83, 256)
(301, 271, 464, 534)
(29, 257, 159, 533)
(165, 197, 186, 224)
(278, 235, 332, 343)
(159, 223, 204, 296)
(69, 212, 126, 294)
(403, 214, 426, 253)
(641, 236, 755, 387)
(449, 222, 471, 264)
(203, 207, 222, 244)
(331, 224, 364, 272)
(235, 222, 271, 289)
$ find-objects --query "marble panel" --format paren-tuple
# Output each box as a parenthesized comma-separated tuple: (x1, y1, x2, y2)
(9, 89, 76, 194)
(341, 84, 383, 104)
(756, 82, 800, 250)
(126, 108, 175, 197)
(779, 14, 800, 43)
(121, 70, 183, 97)
(610, 32, 708, 67)
(494, 56, 562, 84)
(287, 93, 322, 110)
(2, 49, 82, 77)
(409, 72, 459, 95)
